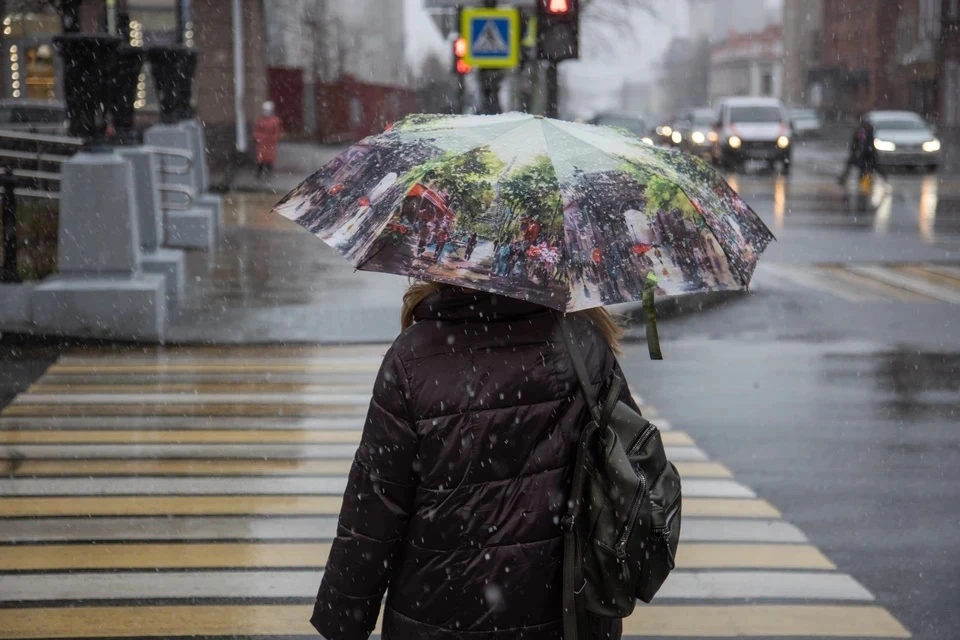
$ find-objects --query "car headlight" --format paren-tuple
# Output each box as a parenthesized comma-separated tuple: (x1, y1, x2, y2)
(707, 131, 719, 142)
(727, 135, 742, 149)
(671, 131, 682, 144)
(777, 135, 790, 149)
(641, 136, 654, 145)
(692, 131, 705, 144)
(922, 138, 941, 152)
(662, 125, 672, 136)
(874, 139, 896, 152)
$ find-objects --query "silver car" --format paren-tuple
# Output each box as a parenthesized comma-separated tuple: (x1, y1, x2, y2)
(867, 110, 941, 172)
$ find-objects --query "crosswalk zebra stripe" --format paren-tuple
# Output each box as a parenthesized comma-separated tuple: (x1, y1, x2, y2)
(0, 443, 707, 461)
(0, 569, 874, 602)
(846, 265, 960, 303)
(0, 604, 912, 639)
(0, 516, 804, 545)
(0, 477, 749, 498)
(9, 393, 375, 405)
(0, 542, 832, 572)
(0, 416, 366, 430)
(0, 496, 778, 518)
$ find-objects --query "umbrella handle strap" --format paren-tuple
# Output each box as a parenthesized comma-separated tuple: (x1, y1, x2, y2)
(643, 274, 663, 361)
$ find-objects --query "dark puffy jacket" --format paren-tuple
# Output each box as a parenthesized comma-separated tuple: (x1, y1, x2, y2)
(311, 288, 636, 640)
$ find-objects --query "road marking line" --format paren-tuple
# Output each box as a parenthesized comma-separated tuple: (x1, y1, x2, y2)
(818, 265, 935, 302)
(62, 344, 391, 359)
(675, 543, 834, 569)
(0, 443, 363, 459)
(678, 479, 755, 499)
(658, 570, 874, 601)
(0, 516, 342, 543)
(846, 265, 960, 303)
(0, 569, 874, 602)
(46, 361, 383, 374)
(898, 264, 960, 289)
(757, 264, 882, 302)
(680, 519, 807, 543)
(10, 393, 374, 406)
(0, 495, 343, 517)
(0, 404, 370, 417)
(0, 516, 805, 545)
(0, 604, 912, 639)
(0, 429, 365, 444)
(0, 475, 741, 498)
(0, 416, 366, 429)
(620, 604, 911, 637)
(673, 461, 732, 478)
(25, 383, 376, 394)
(0, 542, 832, 572)
(0, 496, 779, 518)
(0, 428, 693, 447)
(1, 459, 356, 477)
(681, 499, 780, 519)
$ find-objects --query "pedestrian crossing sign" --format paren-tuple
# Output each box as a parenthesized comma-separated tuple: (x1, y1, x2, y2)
(462, 7, 521, 69)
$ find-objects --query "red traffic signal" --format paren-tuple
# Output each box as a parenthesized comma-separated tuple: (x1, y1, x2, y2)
(541, 0, 576, 15)
(453, 36, 471, 75)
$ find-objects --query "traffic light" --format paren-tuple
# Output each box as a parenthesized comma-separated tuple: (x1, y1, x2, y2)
(453, 36, 471, 75)
(537, 0, 579, 61)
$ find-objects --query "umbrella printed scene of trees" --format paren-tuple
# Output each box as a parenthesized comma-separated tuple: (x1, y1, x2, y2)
(273, 113, 774, 312)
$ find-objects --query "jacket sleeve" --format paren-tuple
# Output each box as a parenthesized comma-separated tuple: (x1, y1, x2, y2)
(311, 347, 419, 640)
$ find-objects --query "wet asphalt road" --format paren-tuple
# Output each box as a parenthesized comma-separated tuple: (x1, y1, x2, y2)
(1, 139, 958, 638)
(617, 140, 960, 638)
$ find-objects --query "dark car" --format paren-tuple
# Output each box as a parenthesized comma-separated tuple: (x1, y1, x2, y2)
(674, 107, 717, 159)
(589, 111, 653, 144)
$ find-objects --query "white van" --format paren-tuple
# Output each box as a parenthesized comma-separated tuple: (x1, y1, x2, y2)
(711, 97, 793, 173)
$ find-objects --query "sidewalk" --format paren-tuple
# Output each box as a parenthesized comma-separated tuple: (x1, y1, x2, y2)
(213, 141, 347, 196)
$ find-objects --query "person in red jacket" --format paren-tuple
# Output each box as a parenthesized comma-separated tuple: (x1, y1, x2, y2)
(253, 101, 282, 178)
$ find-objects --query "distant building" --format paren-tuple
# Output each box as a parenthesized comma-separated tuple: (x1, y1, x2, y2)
(659, 37, 711, 114)
(709, 25, 784, 101)
(688, 0, 717, 42)
(814, 0, 902, 119)
(265, 0, 414, 141)
(942, 0, 960, 129)
(781, 0, 822, 106)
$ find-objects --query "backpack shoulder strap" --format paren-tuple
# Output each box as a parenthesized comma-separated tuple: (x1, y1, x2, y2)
(557, 313, 601, 424)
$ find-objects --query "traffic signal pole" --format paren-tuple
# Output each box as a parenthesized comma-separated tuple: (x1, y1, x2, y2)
(479, 0, 501, 114)
(545, 62, 559, 118)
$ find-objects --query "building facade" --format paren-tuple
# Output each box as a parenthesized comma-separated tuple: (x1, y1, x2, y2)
(0, 0, 268, 168)
(941, 0, 960, 128)
(709, 25, 784, 101)
(781, 0, 822, 106)
(815, 0, 903, 119)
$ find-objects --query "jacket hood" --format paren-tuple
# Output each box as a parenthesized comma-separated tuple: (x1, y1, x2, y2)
(413, 287, 551, 324)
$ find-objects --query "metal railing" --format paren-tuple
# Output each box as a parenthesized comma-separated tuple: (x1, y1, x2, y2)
(0, 129, 195, 209)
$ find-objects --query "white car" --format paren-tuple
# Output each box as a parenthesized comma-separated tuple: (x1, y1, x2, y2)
(867, 111, 941, 172)
(790, 108, 822, 139)
(711, 97, 793, 173)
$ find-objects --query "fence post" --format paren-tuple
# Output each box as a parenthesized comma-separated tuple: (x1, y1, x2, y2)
(1, 167, 20, 283)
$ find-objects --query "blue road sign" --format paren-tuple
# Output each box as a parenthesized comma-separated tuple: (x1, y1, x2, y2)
(462, 7, 520, 69)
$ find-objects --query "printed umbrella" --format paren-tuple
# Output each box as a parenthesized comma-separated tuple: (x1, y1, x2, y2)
(272, 113, 774, 354)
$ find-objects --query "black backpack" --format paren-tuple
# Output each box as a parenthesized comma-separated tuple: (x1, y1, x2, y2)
(558, 316, 682, 640)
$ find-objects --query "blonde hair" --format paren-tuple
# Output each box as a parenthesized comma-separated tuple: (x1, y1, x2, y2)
(401, 281, 625, 354)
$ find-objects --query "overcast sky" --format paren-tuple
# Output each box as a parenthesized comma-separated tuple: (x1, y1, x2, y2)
(404, 0, 688, 116)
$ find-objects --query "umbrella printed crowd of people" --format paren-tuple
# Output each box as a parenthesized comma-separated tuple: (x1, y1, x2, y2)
(273, 113, 774, 311)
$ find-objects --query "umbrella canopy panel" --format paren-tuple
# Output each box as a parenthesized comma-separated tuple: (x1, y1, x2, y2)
(273, 113, 774, 312)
